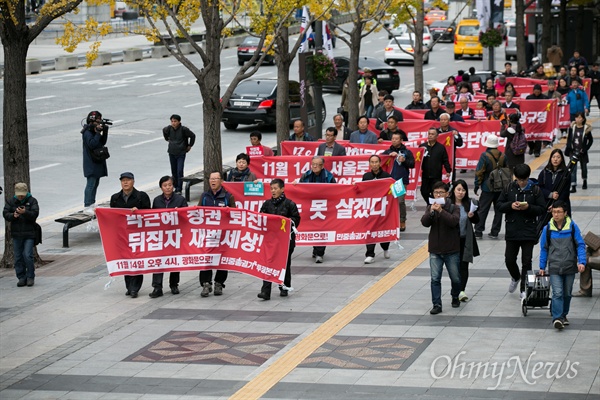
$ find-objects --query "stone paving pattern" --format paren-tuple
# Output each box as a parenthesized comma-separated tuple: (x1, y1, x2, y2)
(1, 122, 599, 399)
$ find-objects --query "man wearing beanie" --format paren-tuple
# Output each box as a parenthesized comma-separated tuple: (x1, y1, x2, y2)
(163, 114, 196, 194)
(3, 183, 40, 287)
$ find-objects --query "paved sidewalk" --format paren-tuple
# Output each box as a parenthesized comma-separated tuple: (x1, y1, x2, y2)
(1, 116, 599, 399)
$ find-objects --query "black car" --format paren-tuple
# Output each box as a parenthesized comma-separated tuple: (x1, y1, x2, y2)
(222, 79, 325, 130)
(429, 21, 455, 43)
(237, 36, 274, 66)
(322, 56, 400, 94)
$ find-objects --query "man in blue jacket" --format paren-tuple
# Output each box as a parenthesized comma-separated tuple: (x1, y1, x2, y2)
(565, 79, 590, 121)
(539, 201, 586, 330)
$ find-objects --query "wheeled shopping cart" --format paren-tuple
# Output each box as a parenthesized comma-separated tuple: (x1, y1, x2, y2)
(522, 271, 552, 316)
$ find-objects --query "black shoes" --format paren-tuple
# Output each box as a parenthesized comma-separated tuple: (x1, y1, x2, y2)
(570, 186, 577, 193)
(257, 292, 270, 300)
(17, 279, 26, 287)
(149, 288, 163, 298)
(430, 305, 442, 315)
(582, 180, 587, 190)
(280, 289, 288, 297)
(474, 231, 483, 239)
(171, 286, 180, 295)
(451, 297, 460, 308)
(130, 291, 138, 298)
(125, 290, 131, 296)
(26, 278, 34, 287)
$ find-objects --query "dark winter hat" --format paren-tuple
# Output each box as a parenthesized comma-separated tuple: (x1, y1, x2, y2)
(87, 110, 102, 124)
(119, 172, 135, 180)
(170, 114, 181, 121)
(533, 84, 542, 91)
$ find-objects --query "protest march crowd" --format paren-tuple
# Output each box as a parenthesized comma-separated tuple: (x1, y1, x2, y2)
(4, 62, 598, 329)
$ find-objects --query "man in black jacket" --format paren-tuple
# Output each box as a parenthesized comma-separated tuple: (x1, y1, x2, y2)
(383, 132, 415, 232)
(424, 96, 444, 120)
(149, 176, 188, 298)
(163, 114, 196, 194)
(420, 128, 452, 205)
(497, 164, 546, 299)
(258, 179, 301, 300)
(437, 113, 464, 181)
(362, 155, 393, 264)
(110, 172, 152, 298)
(3, 183, 40, 287)
(374, 94, 404, 130)
(198, 171, 236, 297)
(405, 91, 427, 110)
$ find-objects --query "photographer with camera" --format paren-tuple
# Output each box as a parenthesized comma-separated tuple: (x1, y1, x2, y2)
(82, 110, 110, 209)
(566, 112, 593, 193)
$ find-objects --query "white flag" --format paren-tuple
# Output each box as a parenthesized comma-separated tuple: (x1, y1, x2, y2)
(322, 21, 334, 59)
(299, 6, 312, 53)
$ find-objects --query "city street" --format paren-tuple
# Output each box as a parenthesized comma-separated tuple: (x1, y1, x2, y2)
(1, 29, 504, 220)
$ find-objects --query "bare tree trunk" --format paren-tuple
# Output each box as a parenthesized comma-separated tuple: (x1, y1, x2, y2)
(1, 30, 30, 268)
(515, 0, 526, 72)
(575, 4, 584, 54)
(413, 5, 425, 95)
(198, 0, 223, 191)
(541, 0, 551, 63)
(275, 26, 292, 148)
(347, 25, 362, 131)
(559, 0, 567, 51)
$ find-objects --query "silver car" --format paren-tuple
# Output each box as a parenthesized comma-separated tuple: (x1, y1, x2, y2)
(384, 37, 430, 65)
(505, 23, 516, 61)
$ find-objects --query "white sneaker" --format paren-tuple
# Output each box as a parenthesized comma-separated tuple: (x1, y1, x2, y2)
(364, 256, 375, 264)
(458, 291, 468, 302)
(383, 250, 390, 259)
(508, 279, 519, 293)
(315, 256, 323, 264)
(520, 291, 526, 300)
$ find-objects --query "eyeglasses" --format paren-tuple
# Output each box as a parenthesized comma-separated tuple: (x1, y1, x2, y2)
(433, 191, 447, 196)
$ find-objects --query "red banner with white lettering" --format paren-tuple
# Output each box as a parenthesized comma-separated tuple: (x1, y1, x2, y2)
(95, 207, 291, 283)
(252, 155, 394, 184)
(223, 180, 399, 246)
(506, 76, 591, 98)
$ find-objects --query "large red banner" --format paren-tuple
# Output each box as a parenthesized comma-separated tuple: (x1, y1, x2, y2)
(223, 180, 399, 246)
(95, 207, 291, 283)
(506, 76, 591, 98)
(252, 155, 394, 184)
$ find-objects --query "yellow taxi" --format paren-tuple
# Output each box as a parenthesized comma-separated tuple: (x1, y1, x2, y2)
(453, 19, 483, 60)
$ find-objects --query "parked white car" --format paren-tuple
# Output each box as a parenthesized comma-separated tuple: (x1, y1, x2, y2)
(384, 36, 430, 65)
(387, 24, 433, 51)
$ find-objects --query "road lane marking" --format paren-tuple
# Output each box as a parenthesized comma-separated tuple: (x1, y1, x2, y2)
(51, 78, 85, 84)
(230, 246, 430, 400)
(30, 163, 61, 172)
(98, 85, 129, 90)
(423, 67, 436, 72)
(27, 96, 56, 102)
(39, 105, 91, 116)
(137, 91, 172, 98)
(184, 102, 203, 108)
(106, 71, 136, 76)
(222, 67, 235, 71)
(121, 137, 163, 148)
(156, 76, 184, 81)
(168, 63, 184, 68)
(225, 55, 236, 59)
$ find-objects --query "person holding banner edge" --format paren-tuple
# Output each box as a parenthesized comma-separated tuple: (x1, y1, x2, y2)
(258, 179, 301, 300)
(383, 132, 414, 232)
(149, 176, 188, 298)
(198, 171, 236, 297)
(419, 127, 452, 206)
(109, 172, 151, 298)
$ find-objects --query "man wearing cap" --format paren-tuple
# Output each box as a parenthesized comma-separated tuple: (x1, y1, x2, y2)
(163, 114, 196, 194)
(110, 172, 151, 298)
(358, 67, 377, 89)
(3, 183, 40, 287)
(445, 101, 464, 122)
(473, 135, 505, 239)
(82, 110, 109, 209)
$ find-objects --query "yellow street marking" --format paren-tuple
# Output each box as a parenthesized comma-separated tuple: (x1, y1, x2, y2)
(229, 246, 430, 400)
(570, 196, 600, 200)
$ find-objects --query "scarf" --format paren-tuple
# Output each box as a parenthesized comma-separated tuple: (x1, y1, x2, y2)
(229, 168, 251, 182)
(272, 193, 286, 206)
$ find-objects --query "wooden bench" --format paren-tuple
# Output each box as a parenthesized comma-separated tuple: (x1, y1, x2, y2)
(181, 165, 234, 202)
(55, 212, 95, 248)
(54, 202, 109, 248)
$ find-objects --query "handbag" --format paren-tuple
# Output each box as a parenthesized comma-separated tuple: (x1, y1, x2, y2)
(34, 223, 42, 245)
(89, 146, 110, 163)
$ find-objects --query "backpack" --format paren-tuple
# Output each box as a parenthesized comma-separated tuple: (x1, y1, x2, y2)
(545, 221, 576, 252)
(486, 152, 512, 192)
(509, 129, 528, 156)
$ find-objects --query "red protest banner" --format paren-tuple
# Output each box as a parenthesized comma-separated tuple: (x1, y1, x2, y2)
(96, 207, 291, 283)
(280, 141, 395, 156)
(252, 155, 394, 184)
(223, 180, 399, 246)
(246, 146, 264, 157)
(507, 76, 591, 98)
(517, 99, 557, 141)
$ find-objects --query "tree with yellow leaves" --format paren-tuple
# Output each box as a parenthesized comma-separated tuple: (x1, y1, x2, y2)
(0, 0, 85, 267)
(329, 0, 393, 130)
